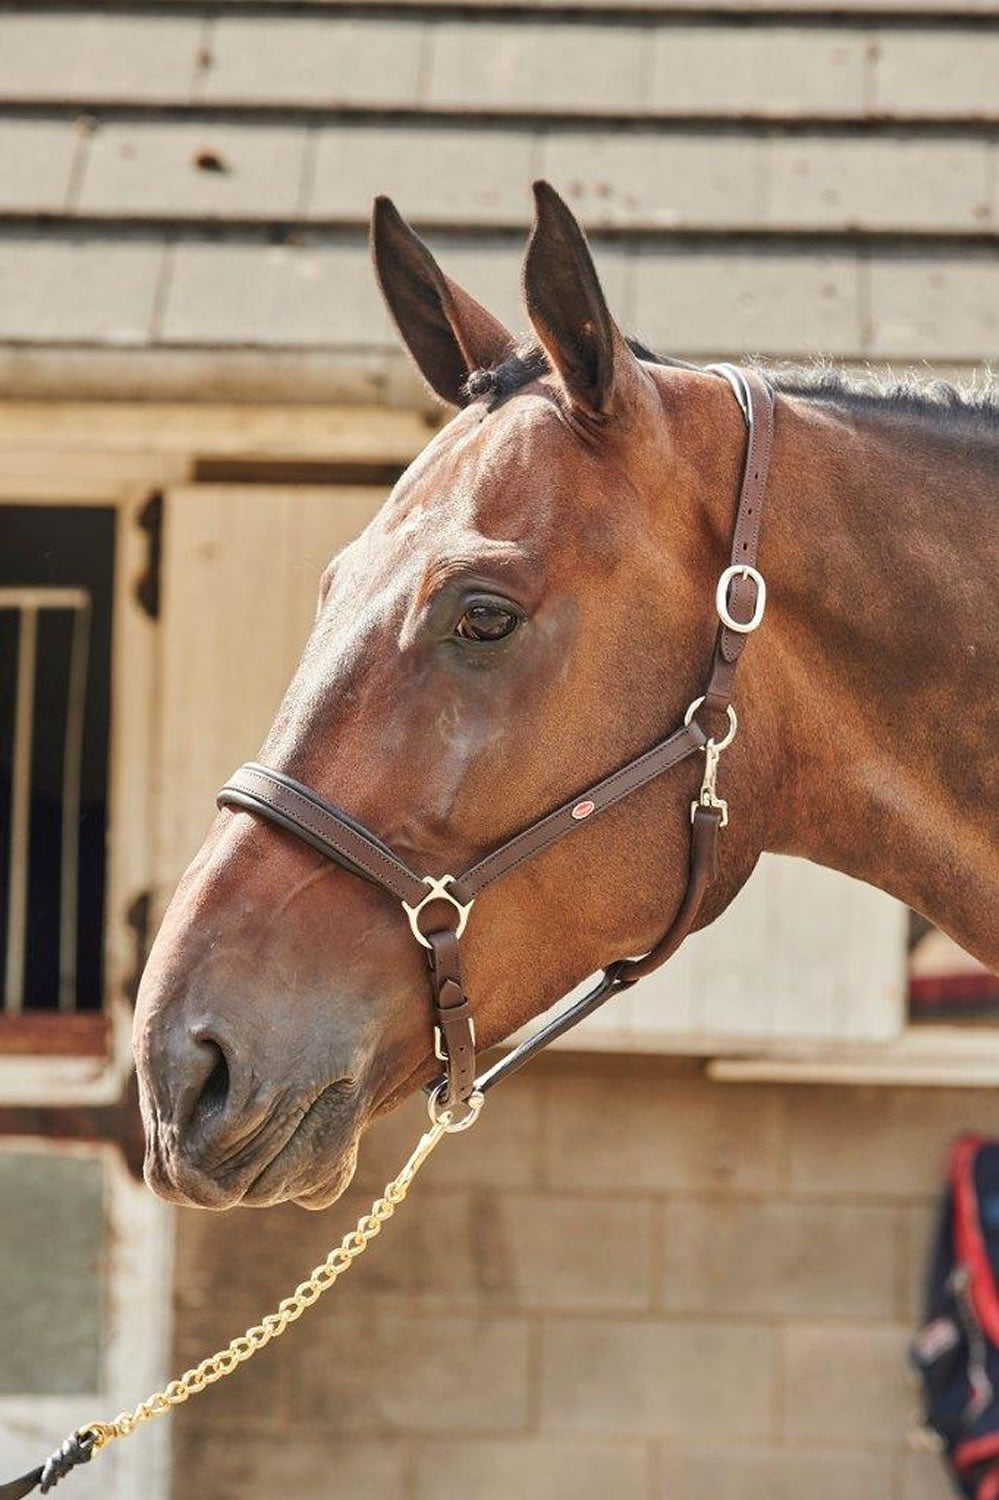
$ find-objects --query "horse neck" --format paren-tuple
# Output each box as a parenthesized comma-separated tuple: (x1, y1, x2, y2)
(751, 392, 999, 969)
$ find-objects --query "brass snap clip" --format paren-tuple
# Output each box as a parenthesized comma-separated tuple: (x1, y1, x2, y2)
(684, 698, 738, 828)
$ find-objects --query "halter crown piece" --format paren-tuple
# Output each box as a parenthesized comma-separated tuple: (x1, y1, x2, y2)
(0, 363, 773, 1500)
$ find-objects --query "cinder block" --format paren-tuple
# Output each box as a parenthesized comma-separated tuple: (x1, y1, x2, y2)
(875, 32, 999, 116)
(172, 1314, 290, 1425)
(203, 17, 424, 107)
(633, 248, 861, 357)
(541, 1065, 784, 1194)
(901, 1449, 954, 1500)
(414, 1439, 648, 1500)
(767, 138, 991, 232)
(540, 133, 765, 229)
(869, 255, 999, 360)
(903, 1201, 938, 1324)
(657, 1447, 894, 1500)
(540, 1318, 774, 1438)
(0, 237, 162, 343)
(0, 120, 80, 212)
(0, 13, 201, 102)
(782, 1324, 914, 1444)
(353, 1073, 544, 1192)
(331, 1188, 654, 1312)
(788, 1085, 999, 1198)
(661, 1200, 897, 1318)
(293, 1312, 530, 1432)
(427, 22, 647, 113)
(652, 27, 867, 117)
(79, 121, 310, 220)
(309, 125, 535, 225)
(0, 1151, 103, 1395)
(173, 1199, 330, 1342)
(161, 241, 391, 347)
(171, 1432, 407, 1500)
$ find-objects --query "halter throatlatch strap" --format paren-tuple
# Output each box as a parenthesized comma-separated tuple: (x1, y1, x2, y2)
(216, 363, 776, 1113)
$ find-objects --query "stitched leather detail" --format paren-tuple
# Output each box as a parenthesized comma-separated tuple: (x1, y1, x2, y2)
(454, 719, 706, 902)
(218, 765, 425, 905)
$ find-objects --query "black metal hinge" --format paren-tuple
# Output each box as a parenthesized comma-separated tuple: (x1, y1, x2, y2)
(123, 889, 152, 1009)
(135, 491, 163, 620)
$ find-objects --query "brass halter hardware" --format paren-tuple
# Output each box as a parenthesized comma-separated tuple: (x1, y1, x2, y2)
(716, 562, 767, 634)
(684, 698, 737, 828)
(402, 874, 474, 949)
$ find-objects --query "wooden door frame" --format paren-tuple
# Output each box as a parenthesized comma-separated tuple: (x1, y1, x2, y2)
(0, 472, 160, 1103)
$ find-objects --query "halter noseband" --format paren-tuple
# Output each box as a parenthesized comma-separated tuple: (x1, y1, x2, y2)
(217, 364, 775, 1129)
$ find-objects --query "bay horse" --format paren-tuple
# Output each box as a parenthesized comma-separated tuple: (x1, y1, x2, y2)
(134, 181, 999, 1211)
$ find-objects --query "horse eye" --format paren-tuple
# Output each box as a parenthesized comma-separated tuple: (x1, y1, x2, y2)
(454, 601, 520, 643)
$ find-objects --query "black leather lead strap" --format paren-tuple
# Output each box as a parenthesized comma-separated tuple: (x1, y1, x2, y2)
(0, 1432, 95, 1500)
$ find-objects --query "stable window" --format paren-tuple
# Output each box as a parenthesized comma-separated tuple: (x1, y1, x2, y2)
(1, 506, 114, 1021)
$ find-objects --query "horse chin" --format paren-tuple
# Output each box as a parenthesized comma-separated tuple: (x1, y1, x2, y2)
(140, 1077, 364, 1211)
(245, 1138, 361, 1211)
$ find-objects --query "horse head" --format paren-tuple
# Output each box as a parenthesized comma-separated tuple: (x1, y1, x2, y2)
(134, 183, 784, 1209)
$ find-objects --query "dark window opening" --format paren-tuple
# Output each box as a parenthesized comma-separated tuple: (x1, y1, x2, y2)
(0, 506, 114, 1014)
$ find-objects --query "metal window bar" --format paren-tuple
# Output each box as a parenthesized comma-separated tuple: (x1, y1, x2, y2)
(1, 586, 91, 1016)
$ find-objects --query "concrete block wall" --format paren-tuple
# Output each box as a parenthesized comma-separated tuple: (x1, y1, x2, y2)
(169, 1054, 999, 1500)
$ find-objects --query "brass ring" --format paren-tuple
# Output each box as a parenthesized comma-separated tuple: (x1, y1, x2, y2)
(684, 697, 738, 752)
(402, 875, 474, 951)
(427, 1083, 484, 1133)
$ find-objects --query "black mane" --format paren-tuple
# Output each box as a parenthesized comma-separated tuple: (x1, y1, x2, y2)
(465, 339, 999, 443)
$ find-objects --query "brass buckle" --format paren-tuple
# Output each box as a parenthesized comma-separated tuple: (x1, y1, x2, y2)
(402, 875, 474, 950)
(716, 564, 766, 634)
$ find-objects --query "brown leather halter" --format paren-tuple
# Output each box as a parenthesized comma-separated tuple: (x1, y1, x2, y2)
(217, 364, 775, 1129)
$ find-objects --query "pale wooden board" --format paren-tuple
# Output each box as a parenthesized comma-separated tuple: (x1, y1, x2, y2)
(566, 854, 907, 1047)
(154, 483, 387, 896)
(0, 402, 432, 461)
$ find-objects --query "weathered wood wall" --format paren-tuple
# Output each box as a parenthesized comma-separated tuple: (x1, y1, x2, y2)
(1, 2, 996, 398)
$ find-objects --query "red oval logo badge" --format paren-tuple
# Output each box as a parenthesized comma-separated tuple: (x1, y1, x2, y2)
(571, 800, 595, 821)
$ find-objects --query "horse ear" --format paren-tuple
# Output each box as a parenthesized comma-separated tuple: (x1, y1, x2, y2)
(523, 180, 639, 416)
(371, 196, 514, 406)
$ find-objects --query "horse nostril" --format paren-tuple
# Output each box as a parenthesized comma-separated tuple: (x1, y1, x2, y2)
(197, 1040, 231, 1123)
(177, 1028, 235, 1142)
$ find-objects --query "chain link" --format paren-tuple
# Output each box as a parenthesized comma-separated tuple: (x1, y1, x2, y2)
(79, 1116, 452, 1455)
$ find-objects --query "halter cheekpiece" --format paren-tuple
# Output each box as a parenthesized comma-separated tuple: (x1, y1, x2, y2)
(216, 364, 775, 1129)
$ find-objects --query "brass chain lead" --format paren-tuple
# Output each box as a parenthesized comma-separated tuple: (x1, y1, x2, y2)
(79, 1115, 453, 1455)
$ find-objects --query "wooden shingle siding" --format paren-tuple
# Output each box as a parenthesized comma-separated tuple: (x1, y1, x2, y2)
(5, 236, 997, 365)
(7, 125, 997, 237)
(138, 0, 999, 11)
(0, 3, 996, 376)
(0, 14, 206, 105)
(0, 121, 80, 213)
(2, 12, 999, 120)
